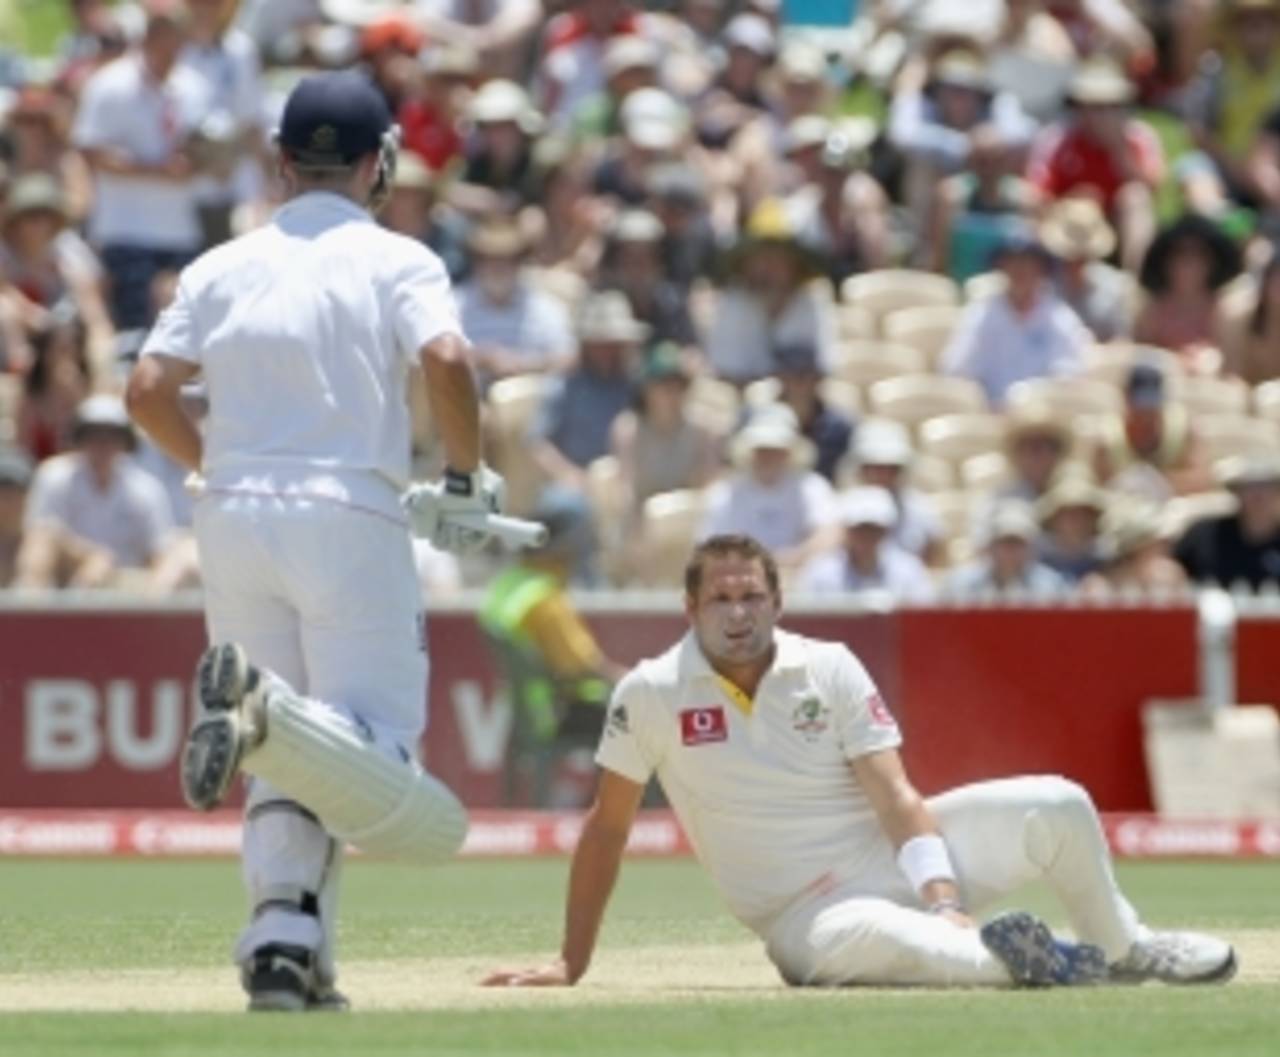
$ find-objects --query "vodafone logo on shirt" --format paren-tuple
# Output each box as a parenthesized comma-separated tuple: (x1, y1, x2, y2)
(680, 707, 728, 746)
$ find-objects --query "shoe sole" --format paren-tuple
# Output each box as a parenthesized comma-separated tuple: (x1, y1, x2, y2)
(181, 713, 244, 811)
(982, 912, 1061, 987)
(181, 645, 254, 811)
(198, 643, 252, 713)
(983, 912, 1109, 988)
(247, 990, 308, 1013)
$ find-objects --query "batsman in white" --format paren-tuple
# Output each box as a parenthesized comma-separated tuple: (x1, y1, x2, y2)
(126, 69, 502, 1011)
(486, 535, 1237, 990)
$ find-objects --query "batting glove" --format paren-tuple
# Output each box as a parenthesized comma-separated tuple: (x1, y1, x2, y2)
(403, 465, 506, 554)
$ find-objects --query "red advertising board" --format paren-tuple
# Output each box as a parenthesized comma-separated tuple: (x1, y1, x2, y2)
(3, 601, 1275, 813)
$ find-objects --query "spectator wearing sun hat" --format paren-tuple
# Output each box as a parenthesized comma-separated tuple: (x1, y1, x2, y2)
(1175, 453, 1280, 589)
(598, 208, 697, 345)
(705, 197, 837, 384)
(940, 225, 1090, 407)
(1039, 196, 1135, 342)
(455, 218, 574, 388)
(1036, 474, 1108, 583)
(772, 341, 855, 484)
(1093, 360, 1213, 501)
(700, 403, 840, 570)
(991, 403, 1074, 509)
(571, 33, 661, 142)
(539, 0, 652, 124)
(797, 485, 935, 602)
(18, 394, 175, 586)
(851, 418, 944, 564)
(451, 79, 544, 216)
(532, 291, 648, 491)
(1081, 501, 1188, 597)
(593, 87, 693, 207)
(946, 500, 1067, 597)
(1025, 58, 1163, 271)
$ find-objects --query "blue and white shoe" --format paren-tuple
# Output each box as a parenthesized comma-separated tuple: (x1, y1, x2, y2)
(980, 910, 1109, 987)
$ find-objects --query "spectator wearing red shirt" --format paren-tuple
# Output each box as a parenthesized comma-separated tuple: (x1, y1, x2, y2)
(1026, 59, 1164, 271)
(360, 12, 425, 111)
(540, 0, 643, 125)
(398, 45, 476, 172)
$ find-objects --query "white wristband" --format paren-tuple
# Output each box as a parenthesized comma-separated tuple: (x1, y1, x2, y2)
(896, 834, 956, 895)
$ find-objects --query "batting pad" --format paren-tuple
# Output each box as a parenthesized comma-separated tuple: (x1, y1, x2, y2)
(241, 690, 467, 864)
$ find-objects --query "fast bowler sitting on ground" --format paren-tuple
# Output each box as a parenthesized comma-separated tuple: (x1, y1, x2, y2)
(487, 535, 1236, 989)
(127, 68, 504, 1011)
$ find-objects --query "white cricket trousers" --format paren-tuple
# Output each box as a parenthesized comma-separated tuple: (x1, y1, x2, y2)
(194, 490, 427, 985)
(764, 776, 1142, 987)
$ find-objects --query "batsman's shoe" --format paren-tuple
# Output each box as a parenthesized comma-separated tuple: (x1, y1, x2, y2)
(307, 985, 351, 1012)
(242, 943, 315, 1012)
(181, 643, 264, 811)
(980, 910, 1109, 987)
(1109, 931, 1237, 985)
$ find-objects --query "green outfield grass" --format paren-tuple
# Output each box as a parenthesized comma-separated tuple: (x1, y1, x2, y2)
(0, 858, 1277, 1056)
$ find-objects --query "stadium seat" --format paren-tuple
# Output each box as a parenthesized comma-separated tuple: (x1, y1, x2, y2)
(0, 375, 21, 444)
(960, 451, 1013, 494)
(639, 489, 708, 588)
(842, 270, 960, 331)
(585, 456, 632, 584)
(881, 305, 965, 368)
(1254, 380, 1280, 425)
(743, 377, 781, 408)
(833, 341, 927, 390)
(867, 375, 987, 431)
(925, 490, 978, 550)
(818, 378, 862, 419)
(918, 413, 1007, 466)
(1195, 415, 1280, 464)
(686, 374, 741, 437)
(1170, 375, 1250, 417)
(837, 302, 878, 342)
(910, 453, 956, 494)
(486, 373, 557, 515)
(1082, 343, 1184, 387)
(1005, 376, 1123, 418)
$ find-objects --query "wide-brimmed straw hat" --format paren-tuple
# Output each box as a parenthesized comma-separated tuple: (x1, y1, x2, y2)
(469, 79, 543, 134)
(2, 174, 68, 230)
(467, 219, 528, 259)
(1217, 452, 1280, 489)
(576, 291, 650, 344)
(1039, 197, 1117, 262)
(1036, 476, 1108, 524)
(1004, 404, 1073, 453)
(1067, 59, 1135, 107)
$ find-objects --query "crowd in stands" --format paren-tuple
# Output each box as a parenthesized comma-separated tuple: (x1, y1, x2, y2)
(2, 0, 1280, 600)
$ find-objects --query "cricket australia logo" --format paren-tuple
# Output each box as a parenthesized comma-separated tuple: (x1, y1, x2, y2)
(791, 696, 829, 741)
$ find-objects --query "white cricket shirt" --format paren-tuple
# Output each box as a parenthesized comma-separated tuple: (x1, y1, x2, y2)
(142, 192, 464, 521)
(596, 629, 903, 932)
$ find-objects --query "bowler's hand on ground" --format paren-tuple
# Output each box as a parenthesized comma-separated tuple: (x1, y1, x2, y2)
(481, 958, 575, 987)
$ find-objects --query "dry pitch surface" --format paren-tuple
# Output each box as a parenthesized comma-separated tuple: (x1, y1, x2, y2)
(2, 930, 1280, 1014)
